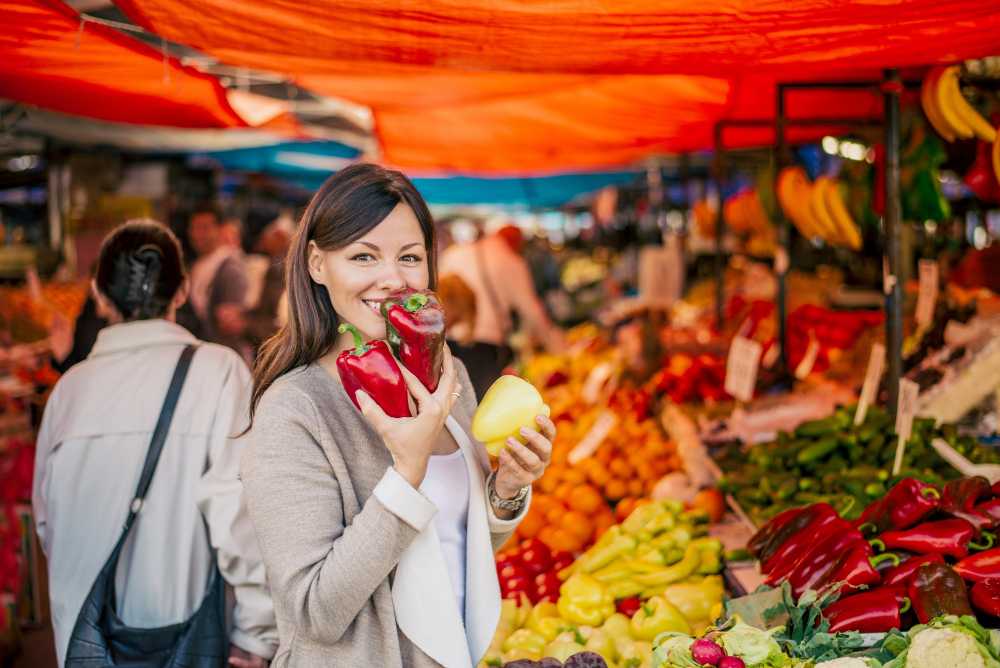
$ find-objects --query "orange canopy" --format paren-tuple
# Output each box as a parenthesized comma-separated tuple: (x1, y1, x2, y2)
(0, 0, 246, 128)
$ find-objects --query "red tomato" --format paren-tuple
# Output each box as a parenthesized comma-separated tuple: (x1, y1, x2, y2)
(519, 540, 553, 575)
(498, 561, 527, 583)
(550, 551, 575, 574)
(616, 597, 642, 617)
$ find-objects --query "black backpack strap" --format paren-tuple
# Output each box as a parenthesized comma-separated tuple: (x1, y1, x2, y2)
(122, 344, 198, 534)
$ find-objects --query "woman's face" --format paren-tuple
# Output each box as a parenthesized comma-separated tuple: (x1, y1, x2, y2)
(308, 202, 430, 342)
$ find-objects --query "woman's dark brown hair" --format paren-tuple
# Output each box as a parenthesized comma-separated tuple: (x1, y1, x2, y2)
(95, 219, 186, 321)
(248, 163, 437, 425)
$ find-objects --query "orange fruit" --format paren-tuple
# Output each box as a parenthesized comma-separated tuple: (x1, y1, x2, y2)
(592, 512, 617, 540)
(563, 467, 587, 485)
(518, 507, 545, 539)
(609, 458, 633, 479)
(605, 478, 628, 501)
(567, 484, 605, 514)
(537, 526, 560, 550)
(628, 479, 645, 497)
(538, 475, 560, 495)
(532, 493, 557, 516)
(546, 505, 567, 526)
(596, 447, 614, 465)
(554, 482, 575, 502)
(548, 528, 584, 553)
(635, 461, 657, 482)
(562, 511, 594, 542)
(546, 464, 567, 483)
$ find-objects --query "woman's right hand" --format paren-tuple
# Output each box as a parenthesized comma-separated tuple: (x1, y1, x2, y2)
(356, 346, 460, 488)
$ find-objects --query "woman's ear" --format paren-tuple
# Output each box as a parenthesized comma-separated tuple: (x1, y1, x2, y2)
(307, 240, 325, 284)
(172, 277, 191, 311)
(90, 279, 122, 323)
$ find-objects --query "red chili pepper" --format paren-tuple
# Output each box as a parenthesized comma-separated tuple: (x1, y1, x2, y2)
(748, 506, 806, 561)
(824, 587, 909, 633)
(616, 597, 642, 617)
(768, 519, 860, 595)
(880, 518, 994, 560)
(976, 499, 1000, 529)
(955, 547, 1000, 582)
(940, 476, 994, 531)
(908, 562, 974, 623)
(382, 290, 446, 392)
(855, 478, 940, 535)
(830, 544, 900, 593)
(336, 323, 411, 418)
(760, 504, 840, 574)
(970, 578, 1000, 617)
(882, 554, 945, 587)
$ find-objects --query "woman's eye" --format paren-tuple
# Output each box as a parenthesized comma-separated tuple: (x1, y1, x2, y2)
(350, 253, 375, 263)
(400, 254, 423, 264)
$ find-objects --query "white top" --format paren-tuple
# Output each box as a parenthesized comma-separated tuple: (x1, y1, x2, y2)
(32, 319, 277, 666)
(438, 235, 555, 347)
(419, 448, 471, 621)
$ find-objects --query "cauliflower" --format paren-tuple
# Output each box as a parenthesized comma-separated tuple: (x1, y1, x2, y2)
(904, 627, 986, 668)
(816, 658, 879, 668)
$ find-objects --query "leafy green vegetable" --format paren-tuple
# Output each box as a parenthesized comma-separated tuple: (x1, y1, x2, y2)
(878, 615, 1000, 668)
(761, 583, 864, 662)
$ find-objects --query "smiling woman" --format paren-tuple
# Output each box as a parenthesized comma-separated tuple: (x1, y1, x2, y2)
(239, 163, 556, 668)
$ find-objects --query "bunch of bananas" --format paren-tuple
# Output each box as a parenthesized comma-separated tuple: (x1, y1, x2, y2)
(776, 167, 862, 250)
(922, 65, 1000, 189)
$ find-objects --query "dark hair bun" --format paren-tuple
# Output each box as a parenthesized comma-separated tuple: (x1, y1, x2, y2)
(96, 220, 185, 321)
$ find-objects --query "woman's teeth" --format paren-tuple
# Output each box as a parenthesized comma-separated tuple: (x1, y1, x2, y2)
(363, 300, 381, 313)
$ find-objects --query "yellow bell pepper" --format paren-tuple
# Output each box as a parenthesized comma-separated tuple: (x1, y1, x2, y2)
(499, 598, 519, 629)
(661, 575, 724, 623)
(593, 561, 635, 583)
(544, 640, 586, 662)
(622, 503, 667, 536)
(600, 612, 632, 643)
(471, 376, 550, 457)
(691, 537, 723, 575)
(616, 640, 653, 668)
(629, 596, 691, 641)
(605, 578, 645, 600)
(557, 574, 615, 627)
(526, 602, 565, 642)
(501, 628, 547, 658)
(585, 629, 618, 662)
(573, 529, 638, 575)
(633, 544, 701, 587)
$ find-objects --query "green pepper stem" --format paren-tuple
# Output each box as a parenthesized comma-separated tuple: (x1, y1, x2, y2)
(338, 323, 368, 355)
(403, 293, 429, 312)
(921, 487, 941, 500)
(869, 539, 886, 553)
(858, 522, 878, 536)
(899, 596, 911, 615)
(870, 552, 901, 569)
(970, 531, 996, 552)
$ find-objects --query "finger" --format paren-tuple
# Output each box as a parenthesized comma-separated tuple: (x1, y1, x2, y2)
(432, 347, 460, 410)
(518, 427, 553, 465)
(398, 362, 434, 405)
(356, 390, 390, 429)
(535, 414, 557, 441)
(505, 440, 542, 473)
(497, 450, 532, 487)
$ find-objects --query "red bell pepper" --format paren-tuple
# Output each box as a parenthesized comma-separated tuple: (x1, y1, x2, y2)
(882, 554, 945, 587)
(830, 544, 901, 593)
(824, 587, 909, 633)
(381, 290, 446, 392)
(518, 538, 553, 576)
(955, 547, 1000, 582)
(976, 499, 1000, 528)
(908, 562, 974, 623)
(940, 476, 994, 531)
(616, 597, 643, 617)
(748, 506, 806, 561)
(855, 478, 940, 535)
(769, 519, 860, 595)
(880, 518, 994, 560)
(970, 578, 1000, 617)
(336, 323, 411, 418)
(760, 504, 840, 574)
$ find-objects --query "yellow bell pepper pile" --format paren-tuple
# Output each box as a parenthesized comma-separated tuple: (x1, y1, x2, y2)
(480, 501, 726, 667)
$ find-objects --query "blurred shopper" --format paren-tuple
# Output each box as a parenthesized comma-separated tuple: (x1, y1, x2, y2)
(437, 273, 503, 401)
(439, 224, 565, 391)
(187, 205, 251, 358)
(244, 217, 293, 351)
(33, 220, 277, 667)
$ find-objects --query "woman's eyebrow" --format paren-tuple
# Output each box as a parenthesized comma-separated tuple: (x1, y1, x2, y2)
(399, 242, 422, 251)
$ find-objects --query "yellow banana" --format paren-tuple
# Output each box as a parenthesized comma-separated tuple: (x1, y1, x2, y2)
(934, 66, 974, 139)
(777, 167, 817, 239)
(821, 178, 862, 251)
(809, 178, 842, 245)
(921, 68, 956, 142)
(940, 68, 997, 143)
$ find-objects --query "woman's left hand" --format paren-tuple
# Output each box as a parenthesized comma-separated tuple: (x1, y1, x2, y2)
(494, 415, 556, 499)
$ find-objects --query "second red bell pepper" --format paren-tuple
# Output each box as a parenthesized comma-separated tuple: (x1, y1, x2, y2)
(761, 504, 840, 574)
(824, 587, 909, 633)
(881, 553, 945, 587)
(829, 544, 900, 593)
(855, 478, 940, 535)
(940, 476, 994, 531)
(337, 323, 411, 418)
(970, 578, 1000, 617)
(381, 289, 446, 392)
(955, 546, 1000, 582)
(879, 518, 994, 560)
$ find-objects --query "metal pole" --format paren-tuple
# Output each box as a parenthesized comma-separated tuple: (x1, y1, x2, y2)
(713, 123, 726, 329)
(774, 85, 790, 374)
(883, 68, 903, 421)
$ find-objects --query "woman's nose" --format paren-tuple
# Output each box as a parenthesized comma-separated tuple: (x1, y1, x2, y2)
(376, 263, 407, 291)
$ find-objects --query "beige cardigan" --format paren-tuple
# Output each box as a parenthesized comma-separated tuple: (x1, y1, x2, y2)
(241, 361, 526, 668)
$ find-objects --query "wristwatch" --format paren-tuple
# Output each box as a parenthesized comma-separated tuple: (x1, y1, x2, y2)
(487, 471, 529, 513)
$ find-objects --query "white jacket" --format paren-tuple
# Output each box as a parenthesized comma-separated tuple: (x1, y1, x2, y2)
(33, 319, 277, 666)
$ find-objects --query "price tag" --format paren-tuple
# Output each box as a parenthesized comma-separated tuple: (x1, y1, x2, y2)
(725, 336, 763, 403)
(568, 410, 618, 465)
(773, 247, 790, 276)
(794, 334, 820, 380)
(915, 260, 939, 328)
(892, 378, 921, 476)
(854, 343, 885, 426)
(581, 361, 614, 405)
(762, 342, 780, 369)
(882, 257, 896, 296)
